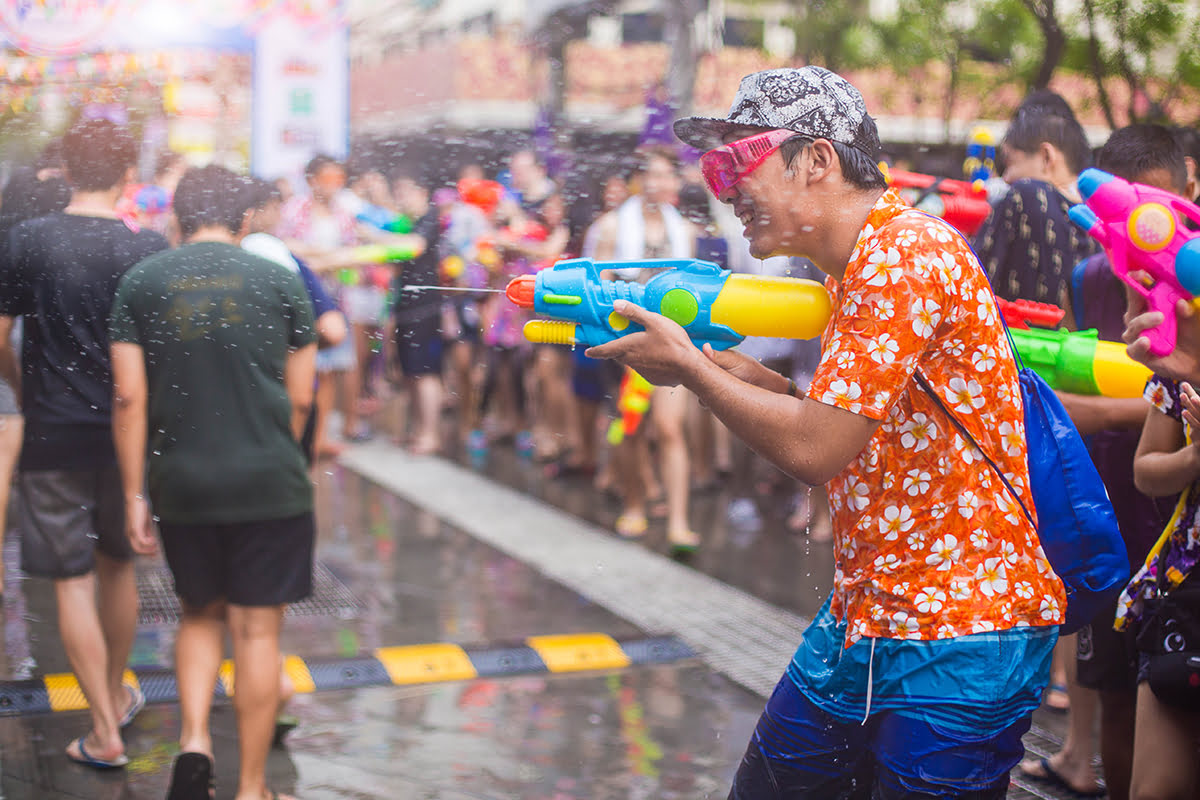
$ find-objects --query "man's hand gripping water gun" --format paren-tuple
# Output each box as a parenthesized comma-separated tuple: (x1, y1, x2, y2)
(1069, 168, 1200, 358)
(504, 258, 831, 352)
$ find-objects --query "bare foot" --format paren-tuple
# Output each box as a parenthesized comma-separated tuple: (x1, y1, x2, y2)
(66, 732, 126, 767)
(408, 437, 441, 457)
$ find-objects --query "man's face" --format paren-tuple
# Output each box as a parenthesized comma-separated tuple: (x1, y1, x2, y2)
(510, 152, 537, 193)
(641, 155, 678, 206)
(715, 131, 811, 259)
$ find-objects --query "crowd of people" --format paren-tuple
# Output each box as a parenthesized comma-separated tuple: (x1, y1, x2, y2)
(0, 61, 1199, 800)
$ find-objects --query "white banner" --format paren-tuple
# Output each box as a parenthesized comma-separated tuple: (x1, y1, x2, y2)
(251, 15, 348, 181)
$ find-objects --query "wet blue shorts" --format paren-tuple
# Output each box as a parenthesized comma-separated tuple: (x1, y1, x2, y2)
(728, 676, 1031, 799)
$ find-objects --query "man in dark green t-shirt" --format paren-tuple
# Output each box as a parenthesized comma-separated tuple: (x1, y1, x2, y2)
(110, 165, 315, 800)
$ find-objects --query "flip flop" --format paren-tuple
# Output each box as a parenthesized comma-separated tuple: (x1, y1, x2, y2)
(66, 736, 128, 769)
(118, 683, 145, 728)
(615, 513, 648, 539)
(166, 752, 215, 800)
(1020, 757, 1106, 798)
(273, 713, 299, 749)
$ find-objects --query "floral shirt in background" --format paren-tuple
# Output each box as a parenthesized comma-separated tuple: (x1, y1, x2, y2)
(1114, 376, 1200, 631)
(808, 189, 1066, 644)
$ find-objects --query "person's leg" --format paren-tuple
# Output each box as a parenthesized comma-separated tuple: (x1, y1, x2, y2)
(872, 711, 1032, 799)
(228, 603, 287, 800)
(1099, 689, 1137, 800)
(56, 571, 125, 762)
(1129, 682, 1200, 800)
(313, 371, 341, 459)
(1019, 638, 1103, 793)
(176, 600, 227, 758)
(652, 386, 697, 549)
(615, 433, 648, 538)
(0, 413, 21, 595)
(410, 374, 443, 455)
(1046, 636, 1072, 711)
(94, 551, 138, 724)
(728, 676, 869, 799)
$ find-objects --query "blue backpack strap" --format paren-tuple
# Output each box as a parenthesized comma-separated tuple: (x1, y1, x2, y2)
(1070, 257, 1090, 330)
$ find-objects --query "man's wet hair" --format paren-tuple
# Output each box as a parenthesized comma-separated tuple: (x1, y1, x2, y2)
(1003, 90, 1092, 175)
(304, 153, 344, 181)
(1097, 124, 1187, 193)
(174, 165, 250, 239)
(62, 119, 137, 191)
(779, 135, 887, 191)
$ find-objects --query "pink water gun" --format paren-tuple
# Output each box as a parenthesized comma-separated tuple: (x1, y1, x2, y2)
(1069, 168, 1200, 357)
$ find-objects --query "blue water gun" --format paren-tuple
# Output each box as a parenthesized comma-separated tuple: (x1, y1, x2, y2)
(504, 258, 831, 350)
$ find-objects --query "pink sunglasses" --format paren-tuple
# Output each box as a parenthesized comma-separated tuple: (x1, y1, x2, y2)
(699, 128, 799, 198)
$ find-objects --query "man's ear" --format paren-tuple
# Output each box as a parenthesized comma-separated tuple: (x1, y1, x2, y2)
(807, 139, 838, 184)
(1185, 156, 1198, 202)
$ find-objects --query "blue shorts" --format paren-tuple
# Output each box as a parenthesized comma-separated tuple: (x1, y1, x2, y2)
(728, 675, 1031, 799)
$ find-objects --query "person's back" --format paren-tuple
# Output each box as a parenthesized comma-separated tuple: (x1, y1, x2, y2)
(974, 90, 1097, 306)
(8, 213, 165, 465)
(112, 241, 312, 521)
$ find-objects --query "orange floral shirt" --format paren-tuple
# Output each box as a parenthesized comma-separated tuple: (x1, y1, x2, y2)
(807, 189, 1066, 644)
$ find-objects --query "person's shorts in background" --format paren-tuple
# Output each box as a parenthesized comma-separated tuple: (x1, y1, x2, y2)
(728, 674, 1029, 800)
(395, 315, 443, 377)
(18, 467, 130, 578)
(0, 377, 17, 415)
(1077, 597, 1139, 693)
(343, 285, 388, 326)
(316, 333, 357, 373)
(158, 512, 315, 608)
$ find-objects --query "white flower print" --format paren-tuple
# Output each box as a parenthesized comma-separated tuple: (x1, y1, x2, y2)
(999, 541, 1019, 566)
(971, 345, 997, 373)
(957, 490, 979, 518)
(926, 534, 961, 570)
(1146, 381, 1174, 413)
(873, 553, 901, 572)
(874, 391, 892, 410)
(936, 622, 958, 638)
(976, 557, 1008, 597)
(879, 504, 914, 540)
(903, 469, 931, 496)
(835, 349, 856, 370)
(914, 588, 946, 614)
(874, 296, 897, 320)
(975, 289, 997, 325)
(953, 434, 980, 464)
(822, 379, 863, 413)
(911, 298, 942, 338)
(867, 333, 900, 364)
(940, 339, 966, 358)
(971, 620, 997, 633)
(895, 227, 919, 248)
(945, 377, 985, 414)
(889, 610, 921, 637)
(1014, 581, 1035, 600)
(998, 421, 1024, 458)
(864, 247, 903, 286)
(846, 477, 870, 511)
(891, 581, 911, 596)
(907, 530, 927, 549)
(900, 413, 937, 451)
(929, 501, 948, 520)
(949, 579, 972, 601)
(1039, 597, 1061, 621)
(969, 531, 989, 551)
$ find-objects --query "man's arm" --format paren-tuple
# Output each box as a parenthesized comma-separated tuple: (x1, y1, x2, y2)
(111, 341, 157, 555)
(284, 343, 317, 441)
(587, 300, 879, 485)
(1056, 393, 1149, 436)
(0, 316, 19, 397)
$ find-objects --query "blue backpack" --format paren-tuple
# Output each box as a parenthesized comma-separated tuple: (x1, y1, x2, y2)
(917, 351, 1129, 634)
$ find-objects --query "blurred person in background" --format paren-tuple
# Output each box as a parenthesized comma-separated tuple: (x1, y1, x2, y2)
(110, 165, 316, 800)
(279, 154, 364, 457)
(590, 147, 700, 551)
(0, 119, 168, 768)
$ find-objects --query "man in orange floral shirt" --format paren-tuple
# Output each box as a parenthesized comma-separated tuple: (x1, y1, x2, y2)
(588, 66, 1066, 798)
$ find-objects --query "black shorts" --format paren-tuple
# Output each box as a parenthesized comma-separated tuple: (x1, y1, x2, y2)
(158, 512, 315, 608)
(1077, 597, 1139, 694)
(18, 467, 132, 579)
(395, 314, 444, 377)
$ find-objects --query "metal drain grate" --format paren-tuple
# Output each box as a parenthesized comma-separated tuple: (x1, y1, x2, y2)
(136, 561, 363, 625)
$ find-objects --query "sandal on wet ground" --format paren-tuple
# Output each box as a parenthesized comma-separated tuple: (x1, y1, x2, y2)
(1019, 757, 1105, 798)
(117, 682, 145, 728)
(166, 752, 215, 800)
(66, 736, 128, 769)
(615, 513, 648, 538)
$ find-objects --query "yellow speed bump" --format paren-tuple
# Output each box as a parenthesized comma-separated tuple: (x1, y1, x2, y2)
(374, 643, 478, 685)
(526, 633, 631, 673)
(46, 669, 140, 712)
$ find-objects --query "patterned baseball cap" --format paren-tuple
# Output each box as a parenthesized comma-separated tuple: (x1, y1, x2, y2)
(674, 66, 881, 158)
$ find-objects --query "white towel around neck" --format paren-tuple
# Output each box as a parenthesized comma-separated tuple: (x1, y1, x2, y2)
(614, 195, 691, 265)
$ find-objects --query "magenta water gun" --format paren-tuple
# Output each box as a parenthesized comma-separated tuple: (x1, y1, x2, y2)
(1069, 168, 1200, 356)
